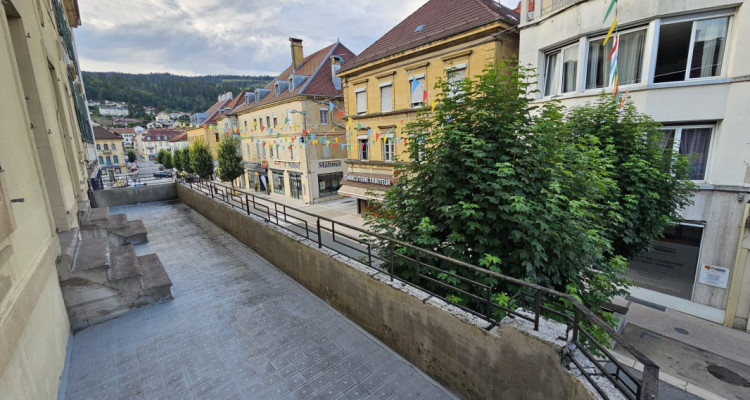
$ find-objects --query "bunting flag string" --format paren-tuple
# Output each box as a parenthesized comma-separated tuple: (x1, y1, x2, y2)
(602, 0, 621, 108)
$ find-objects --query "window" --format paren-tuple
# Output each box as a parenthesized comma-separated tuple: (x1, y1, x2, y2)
(446, 65, 467, 97)
(322, 143, 331, 159)
(543, 52, 560, 96)
(380, 83, 393, 112)
(106, 156, 111, 165)
(99, 156, 104, 164)
(244, 121, 248, 130)
(586, 29, 645, 89)
(274, 81, 280, 95)
(410, 76, 425, 107)
(103, 144, 109, 150)
(383, 137, 395, 162)
(358, 138, 368, 160)
(266, 116, 271, 129)
(276, 144, 280, 158)
(273, 116, 278, 128)
(319, 109, 329, 125)
(262, 145, 266, 158)
(246, 143, 251, 156)
(272, 170, 285, 193)
(654, 16, 729, 83)
(290, 144, 296, 160)
(147, 136, 151, 140)
(113, 156, 119, 164)
(270, 145, 274, 158)
(661, 125, 713, 180)
(355, 89, 366, 115)
(96, 144, 101, 150)
(289, 77, 294, 92)
(112, 143, 116, 150)
(256, 142, 261, 157)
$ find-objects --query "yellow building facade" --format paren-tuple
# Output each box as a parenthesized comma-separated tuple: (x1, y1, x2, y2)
(94, 126, 126, 175)
(233, 39, 355, 204)
(187, 126, 221, 159)
(1, 0, 96, 398)
(337, 0, 519, 213)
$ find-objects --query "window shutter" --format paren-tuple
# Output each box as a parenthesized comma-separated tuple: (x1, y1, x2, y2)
(410, 78, 425, 104)
(380, 85, 392, 112)
(356, 91, 366, 114)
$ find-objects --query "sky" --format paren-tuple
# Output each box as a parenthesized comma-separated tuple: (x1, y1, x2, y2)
(75, 0, 519, 76)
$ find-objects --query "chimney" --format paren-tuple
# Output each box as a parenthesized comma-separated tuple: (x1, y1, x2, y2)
(330, 55, 343, 90)
(289, 37, 304, 70)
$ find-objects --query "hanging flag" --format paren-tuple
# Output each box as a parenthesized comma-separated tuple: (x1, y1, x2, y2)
(338, 110, 343, 119)
(328, 101, 334, 113)
(302, 129, 307, 135)
(431, 100, 436, 112)
(410, 77, 418, 93)
(367, 128, 372, 136)
(423, 90, 428, 102)
(603, 0, 617, 23)
(608, 35, 618, 61)
(603, 17, 617, 45)
(311, 134, 315, 140)
(357, 123, 361, 130)
(375, 133, 380, 141)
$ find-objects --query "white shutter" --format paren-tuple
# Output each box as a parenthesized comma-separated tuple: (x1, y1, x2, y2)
(356, 91, 366, 114)
(380, 85, 392, 112)
(410, 77, 425, 105)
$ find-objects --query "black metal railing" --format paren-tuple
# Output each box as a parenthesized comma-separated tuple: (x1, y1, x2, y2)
(184, 178, 659, 400)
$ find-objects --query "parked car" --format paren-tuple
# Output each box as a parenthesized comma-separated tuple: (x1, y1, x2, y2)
(153, 171, 173, 178)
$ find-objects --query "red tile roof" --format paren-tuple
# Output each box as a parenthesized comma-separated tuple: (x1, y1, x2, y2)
(168, 132, 188, 142)
(201, 97, 233, 126)
(339, 0, 519, 73)
(142, 129, 186, 142)
(93, 126, 121, 140)
(233, 41, 356, 115)
(113, 128, 136, 135)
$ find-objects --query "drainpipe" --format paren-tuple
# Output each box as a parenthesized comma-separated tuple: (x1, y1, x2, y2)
(723, 201, 750, 328)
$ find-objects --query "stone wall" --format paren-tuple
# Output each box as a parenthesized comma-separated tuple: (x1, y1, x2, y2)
(177, 185, 597, 400)
(92, 184, 177, 207)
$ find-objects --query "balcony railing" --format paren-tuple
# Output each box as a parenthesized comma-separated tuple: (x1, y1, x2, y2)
(184, 178, 660, 400)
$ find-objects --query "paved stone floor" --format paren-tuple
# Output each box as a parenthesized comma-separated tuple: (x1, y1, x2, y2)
(62, 201, 456, 400)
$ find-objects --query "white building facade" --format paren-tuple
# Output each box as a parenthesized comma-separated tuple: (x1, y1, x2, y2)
(518, 0, 750, 329)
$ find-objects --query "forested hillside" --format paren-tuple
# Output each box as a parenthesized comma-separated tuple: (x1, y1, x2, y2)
(83, 72, 274, 114)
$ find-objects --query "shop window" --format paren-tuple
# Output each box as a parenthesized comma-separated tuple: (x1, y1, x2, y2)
(383, 137, 394, 162)
(380, 83, 393, 112)
(272, 170, 285, 193)
(356, 89, 366, 115)
(320, 109, 329, 125)
(358, 138, 368, 160)
(655, 16, 729, 83)
(318, 172, 343, 198)
(660, 125, 713, 181)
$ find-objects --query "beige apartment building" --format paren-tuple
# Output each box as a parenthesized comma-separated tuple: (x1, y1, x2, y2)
(232, 38, 356, 203)
(94, 126, 125, 175)
(517, 0, 750, 329)
(336, 0, 519, 213)
(1, 0, 97, 398)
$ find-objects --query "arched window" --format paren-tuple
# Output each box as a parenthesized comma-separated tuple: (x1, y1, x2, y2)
(103, 144, 109, 150)
(99, 156, 103, 164)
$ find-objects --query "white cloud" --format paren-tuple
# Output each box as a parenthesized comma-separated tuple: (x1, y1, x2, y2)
(75, 0, 516, 76)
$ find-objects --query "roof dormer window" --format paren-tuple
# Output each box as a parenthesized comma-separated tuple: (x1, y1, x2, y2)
(274, 81, 280, 96)
(288, 76, 294, 92)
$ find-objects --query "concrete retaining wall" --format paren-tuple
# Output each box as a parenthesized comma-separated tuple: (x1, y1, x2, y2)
(92, 184, 177, 207)
(177, 185, 596, 400)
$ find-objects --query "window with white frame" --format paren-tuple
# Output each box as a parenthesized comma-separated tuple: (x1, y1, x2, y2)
(355, 89, 367, 115)
(409, 75, 426, 107)
(275, 144, 280, 158)
(446, 64, 467, 97)
(270, 145, 274, 158)
(543, 52, 560, 96)
(256, 142, 260, 157)
(358, 137, 368, 160)
(654, 16, 729, 83)
(246, 143, 251, 156)
(380, 83, 393, 112)
(290, 144, 296, 160)
(586, 28, 646, 90)
(383, 136, 395, 162)
(262, 144, 266, 157)
(319, 109, 329, 125)
(660, 125, 713, 181)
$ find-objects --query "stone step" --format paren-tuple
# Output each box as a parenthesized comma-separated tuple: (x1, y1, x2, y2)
(85, 207, 109, 227)
(108, 245, 140, 281)
(107, 213, 128, 230)
(56, 227, 80, 280)
(138, 254, 172, 291)
(72, 237, 110, 273)
(77, 201, 91, 222)
(107, 215, 148, 246)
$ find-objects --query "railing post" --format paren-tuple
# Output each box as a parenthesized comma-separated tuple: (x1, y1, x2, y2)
(274, 203, 279, 224)
(485, 287, 492, 320)
(572, 307, 580, 343)
(415, 252, 421, 285)
(640, 364, 659, 400)
(316, 218, 322, 248)
(210, 181, 214, 199)
(534, 290, 542, 331)
(245, 194, 250, 215)
(367, 244, 372, 267)
(389, 241, 394, 281)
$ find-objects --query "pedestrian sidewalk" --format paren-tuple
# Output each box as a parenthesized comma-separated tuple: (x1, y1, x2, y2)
(611, 298, 750, 400)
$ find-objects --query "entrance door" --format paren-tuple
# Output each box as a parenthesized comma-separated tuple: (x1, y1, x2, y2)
(289, 173, 302, 200)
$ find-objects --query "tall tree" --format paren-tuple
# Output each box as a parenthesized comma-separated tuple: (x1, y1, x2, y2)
(365, 63, 695, 315)
(216, 136, 244, 190)
(127, 150, 137, 163)
(189, 139, 214, 179)
(172, 149, 183, 172)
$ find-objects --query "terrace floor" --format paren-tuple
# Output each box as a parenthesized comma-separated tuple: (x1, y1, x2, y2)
(61, 200, 456, 400)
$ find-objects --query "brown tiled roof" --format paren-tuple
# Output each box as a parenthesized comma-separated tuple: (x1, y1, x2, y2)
(93, 126, 121, 140)
(168, 132, 188, 142)
(339, 0, 519, 73)
(233, 41, 356, 115)
(142, 129, 186, 142)
(113, 128, 136, 135)
(202, 97, 233, 126)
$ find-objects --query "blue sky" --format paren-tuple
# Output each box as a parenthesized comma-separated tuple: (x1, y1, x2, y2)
(76, 0, 519, 76)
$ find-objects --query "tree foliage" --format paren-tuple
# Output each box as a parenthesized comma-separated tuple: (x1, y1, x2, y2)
(189, 139, 214, 179)
(127, 150, 137, 163)
(156, 149, 167, 164)
(173, 149, 183, 172)
(364, 63, 695, 315)
(216, 136, 244, 187)
(182, 146, 193, 174)
(162, 152, 173, 169)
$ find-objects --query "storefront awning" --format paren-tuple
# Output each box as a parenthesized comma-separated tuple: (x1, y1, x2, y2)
(337, 185, 385, 201)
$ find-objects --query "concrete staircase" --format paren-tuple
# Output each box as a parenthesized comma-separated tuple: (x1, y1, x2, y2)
(56, 201, 172, 330)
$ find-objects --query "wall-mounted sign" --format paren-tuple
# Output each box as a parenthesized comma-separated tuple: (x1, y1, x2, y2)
(344, 174, 393, 186)
(261, 160, 268, 169)
(273, 161, 301, 169)
(698, 265, 729, 288)
(319, 161, 342, 168)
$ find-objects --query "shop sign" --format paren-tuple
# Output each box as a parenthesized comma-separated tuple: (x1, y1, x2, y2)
(345, 174, 393, 186)
(319, 161, 342, 168)
(261, 160, 268, 169)
(698, 265, 729, 288)
(274, 161, 301, 169)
